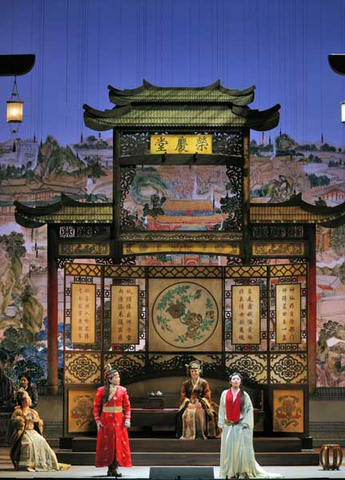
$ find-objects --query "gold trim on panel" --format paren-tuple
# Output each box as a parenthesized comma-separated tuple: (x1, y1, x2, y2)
(232, 285, 261, 344)
(150, 134, 212, 154)
(123, 242, 240, 256)
(111, 285, 139, 344)
(276, 284, 301, 344)
(252, 242, 305, 257)
(71, 283, 96, 344)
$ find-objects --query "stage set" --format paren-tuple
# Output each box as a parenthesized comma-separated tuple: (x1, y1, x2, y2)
(6, 81, 345, 478)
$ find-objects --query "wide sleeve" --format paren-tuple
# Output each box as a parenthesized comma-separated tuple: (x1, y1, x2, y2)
(11, 409, 25, 433)
(200, 379, 212, 408)
(30, 386, 39, 409)
(179, 381, 190, 410)
(122, 387, 131, 422)
(93, 388, 104, 423)
(31, 409, 44, 435)
(240, 391, 254, 431)
(218, 390, 227, 429)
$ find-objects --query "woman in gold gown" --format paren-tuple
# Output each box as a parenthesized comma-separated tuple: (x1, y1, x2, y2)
(8, 390, 69, 472)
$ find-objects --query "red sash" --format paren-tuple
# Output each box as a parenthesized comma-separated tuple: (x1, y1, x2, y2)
(225, 389, 241, 422)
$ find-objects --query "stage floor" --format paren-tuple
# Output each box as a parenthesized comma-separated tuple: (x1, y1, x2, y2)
(1, 448, 345, 479)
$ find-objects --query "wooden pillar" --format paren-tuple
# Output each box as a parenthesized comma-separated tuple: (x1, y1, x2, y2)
(307, 224, 317, 395)
(243, 128, 251, 264)
(47, 225, 59, 395)
(113, 130, 121, 264)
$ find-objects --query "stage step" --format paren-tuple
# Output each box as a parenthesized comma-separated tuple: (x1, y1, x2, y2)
(56, 449, 320, 467)
(70, 436, 302, 453)
(57, 437, 319, 467)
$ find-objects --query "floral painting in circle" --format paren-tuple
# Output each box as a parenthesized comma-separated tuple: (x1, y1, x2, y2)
(149, 279, 222, 352)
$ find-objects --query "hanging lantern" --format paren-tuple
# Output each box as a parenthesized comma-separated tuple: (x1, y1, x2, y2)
(6, 76, 24, 133)
(341, 101, 345, 123)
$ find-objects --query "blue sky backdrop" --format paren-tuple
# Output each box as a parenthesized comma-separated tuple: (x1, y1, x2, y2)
(1, 0, 345, 146)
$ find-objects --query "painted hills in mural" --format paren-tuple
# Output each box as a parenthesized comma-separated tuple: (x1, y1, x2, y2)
(0, 132, 344, 387)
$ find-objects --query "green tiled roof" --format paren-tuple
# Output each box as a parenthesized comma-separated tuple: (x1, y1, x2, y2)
(83, 80, 280, 132)
(14, 194, 345, 229)
(109, 80, 255, 105)
(84, 104, 280, 132)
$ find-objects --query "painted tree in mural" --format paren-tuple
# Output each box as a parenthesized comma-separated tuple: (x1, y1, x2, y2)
(0, 232, 45, 384)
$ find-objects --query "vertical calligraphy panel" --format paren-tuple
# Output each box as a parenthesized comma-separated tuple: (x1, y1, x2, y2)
(71, 283, 96, 344)
(276, 284, 301, 344)
(111, 285, 139, 344)
(232, 285, 261, 344)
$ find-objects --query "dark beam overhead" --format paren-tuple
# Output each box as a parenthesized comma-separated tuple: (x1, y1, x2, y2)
(0, 54, 35, 76)
(328, 54, 345, 75)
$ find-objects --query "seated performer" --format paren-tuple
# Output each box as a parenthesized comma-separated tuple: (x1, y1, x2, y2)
(93, 364, 132, 477)
(219, 372, 282, 479)
(8, 390, 69, 471)
(176, 360, 218, 440)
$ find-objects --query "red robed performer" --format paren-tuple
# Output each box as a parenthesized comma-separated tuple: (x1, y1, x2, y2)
(93, 364, 132, 477)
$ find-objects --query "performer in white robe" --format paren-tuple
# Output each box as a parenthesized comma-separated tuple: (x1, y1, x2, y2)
(218, 373, 282, 479)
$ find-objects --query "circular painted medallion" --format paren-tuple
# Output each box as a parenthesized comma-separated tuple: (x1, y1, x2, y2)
(152, 281, 219, 349)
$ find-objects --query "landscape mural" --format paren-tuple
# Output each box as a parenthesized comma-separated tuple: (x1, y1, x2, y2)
(0, 132, 344, 387)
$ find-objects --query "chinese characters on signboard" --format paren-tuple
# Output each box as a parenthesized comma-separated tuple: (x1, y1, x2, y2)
(232, 285, 260, 344)
(276, 284, 301, 344)
(111, 285, 139, 344)
(150, 134, 212, 154)
(71, 284, 96, 344)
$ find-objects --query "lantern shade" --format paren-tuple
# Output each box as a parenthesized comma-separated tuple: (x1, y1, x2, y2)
(341, 101, 345, 123)
(7, 100, 23, 123)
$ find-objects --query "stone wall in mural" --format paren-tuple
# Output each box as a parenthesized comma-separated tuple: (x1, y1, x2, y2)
(0, 133, 344, 387)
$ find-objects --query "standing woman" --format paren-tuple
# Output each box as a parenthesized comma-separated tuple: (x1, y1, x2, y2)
(218, 373, 282, 479)
(93, 365, 132, 477)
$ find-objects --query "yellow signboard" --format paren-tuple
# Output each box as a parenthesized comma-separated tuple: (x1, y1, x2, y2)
(111, 285, 139, 344)
(150, 134, 212, 154)
(71, 283, 96, 344)
(276, 284, 301, 344)
(232, 285, 261, 344)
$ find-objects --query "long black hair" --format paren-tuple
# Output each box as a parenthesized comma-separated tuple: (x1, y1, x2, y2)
(229, 372, 245, 414)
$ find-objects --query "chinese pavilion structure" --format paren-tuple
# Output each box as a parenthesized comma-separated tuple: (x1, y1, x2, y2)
(14, 80, 345, 454)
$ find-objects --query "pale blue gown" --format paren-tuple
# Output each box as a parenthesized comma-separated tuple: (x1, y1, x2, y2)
(218, 390, 282, 479)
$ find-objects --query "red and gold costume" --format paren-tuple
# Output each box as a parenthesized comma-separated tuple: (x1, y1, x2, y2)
(93, 385, 132, 468)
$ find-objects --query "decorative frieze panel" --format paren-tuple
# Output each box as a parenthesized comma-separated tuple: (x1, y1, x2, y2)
(103, 353, 146, 382)
(252, 242, 305, 257)
(270, 354, 308, 384)
(65, 263, 101, 276)
(148, 266, 222, 278)
(64, 353, 101, 384)
(212, 131, 243, 156)
(104, 266, 145, 278)
(59, 225, 111, 239)
(149, 354, 223, 376)
(252, 225, 304, 239)
(270, 264, 307, 277)
(226, 265, 267, 278)
(123, 242, 240, 256)
(59, 242, 110, 257)
(225, 354, 268, 383)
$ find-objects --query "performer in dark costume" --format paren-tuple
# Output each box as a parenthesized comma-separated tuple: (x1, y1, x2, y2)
(176, 360, 218, 439)
(93, 365, 132, 477)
